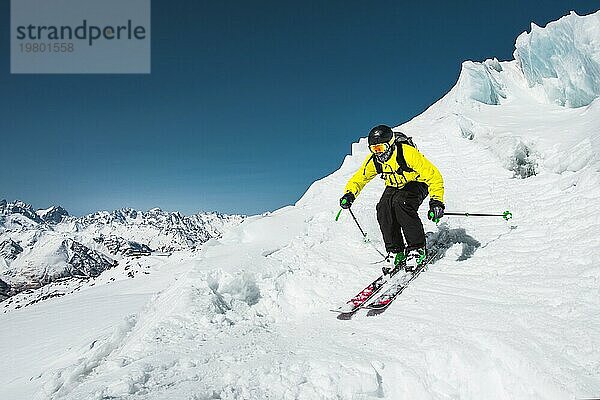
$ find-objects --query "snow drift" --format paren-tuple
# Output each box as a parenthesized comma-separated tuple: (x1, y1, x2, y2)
(2, 9, 600, 400)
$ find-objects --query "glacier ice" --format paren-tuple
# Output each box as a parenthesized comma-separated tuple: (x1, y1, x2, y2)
(444, 10, 600, 176)
(514, 10, 600, 107)
(455, 59, 507, 105)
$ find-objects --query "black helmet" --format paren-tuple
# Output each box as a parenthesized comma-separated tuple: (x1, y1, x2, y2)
(368, 125, 395, 162)
(368, 125, 394, 145)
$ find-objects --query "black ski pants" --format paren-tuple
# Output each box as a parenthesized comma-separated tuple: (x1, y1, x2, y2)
(376, 182, 428, 254)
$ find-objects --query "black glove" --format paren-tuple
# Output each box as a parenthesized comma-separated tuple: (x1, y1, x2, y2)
(428, 199, 445, 221)
(340, 192, 355, 209)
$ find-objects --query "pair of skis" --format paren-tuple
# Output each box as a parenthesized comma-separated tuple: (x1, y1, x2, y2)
(332, 252, 437, 319)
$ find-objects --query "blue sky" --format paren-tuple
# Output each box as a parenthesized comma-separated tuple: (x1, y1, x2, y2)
(1, 1, 598, 216)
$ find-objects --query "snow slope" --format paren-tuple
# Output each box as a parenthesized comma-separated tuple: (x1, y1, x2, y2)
(3, 9, 600, 400)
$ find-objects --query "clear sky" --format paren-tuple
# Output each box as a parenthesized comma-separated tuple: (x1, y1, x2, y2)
(1, 1, 598, 216)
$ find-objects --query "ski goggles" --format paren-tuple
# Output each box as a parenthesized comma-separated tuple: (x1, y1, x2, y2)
(369, 137, 394, 154)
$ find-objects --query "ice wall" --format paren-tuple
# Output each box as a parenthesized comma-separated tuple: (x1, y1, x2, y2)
(514, 10, 600, 108)
(455, 59, 506, 105)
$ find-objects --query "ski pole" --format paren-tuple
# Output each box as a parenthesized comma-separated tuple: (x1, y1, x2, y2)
(348, 208, 368, 238)
(430, 210, 513, 221)
(336, 200, 368, 237)
(336, 201, 387, 259)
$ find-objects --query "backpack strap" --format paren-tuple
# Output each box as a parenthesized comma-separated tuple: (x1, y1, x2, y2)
(395, 144, 414, 173)
(393, 132, 416, 173)
(365, 154, 383, 175)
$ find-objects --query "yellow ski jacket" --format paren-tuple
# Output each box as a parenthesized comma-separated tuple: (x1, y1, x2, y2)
(344, 144, 444, 203)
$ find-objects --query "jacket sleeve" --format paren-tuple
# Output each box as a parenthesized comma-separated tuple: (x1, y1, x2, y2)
(343, 155, 379, 197)
(403, 145, 445, 203)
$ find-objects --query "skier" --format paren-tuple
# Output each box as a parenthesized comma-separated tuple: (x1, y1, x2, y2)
(340, 125, 445, 272)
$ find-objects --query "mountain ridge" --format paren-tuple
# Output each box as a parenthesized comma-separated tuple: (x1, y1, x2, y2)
(0, 199, 244, 304)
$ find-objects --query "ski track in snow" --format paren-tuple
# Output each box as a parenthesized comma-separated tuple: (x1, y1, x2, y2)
(4, 11, 600, 400)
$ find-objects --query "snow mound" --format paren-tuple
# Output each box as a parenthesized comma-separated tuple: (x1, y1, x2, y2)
(514, 10, 600, 107)
(40, 314, 138, 399)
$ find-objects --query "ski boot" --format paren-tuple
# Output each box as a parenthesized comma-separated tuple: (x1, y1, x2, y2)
(405, 247, 426, 272)
(382, 252, 406, 276)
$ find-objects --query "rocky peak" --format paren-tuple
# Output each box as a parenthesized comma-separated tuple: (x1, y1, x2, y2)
(37, 205, 69, 224)
(0, 278, 10, 300)
(0, 200, 43, 223)
(0, 239, 23, 261)
(62, 239, 117, 278)
(94, 234, 153, 256)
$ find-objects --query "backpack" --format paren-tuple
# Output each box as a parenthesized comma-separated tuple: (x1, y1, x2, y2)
(370, 132, 417, 174)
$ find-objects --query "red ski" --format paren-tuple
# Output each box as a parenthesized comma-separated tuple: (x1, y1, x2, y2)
(331, 265, 402, 320)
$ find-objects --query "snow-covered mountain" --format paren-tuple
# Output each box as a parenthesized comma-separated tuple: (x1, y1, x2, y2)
(2, 10, 600, 400)
(0, 200, 243, 304)
(65, 207, 241, 252)
(36, 205, 69, 224)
